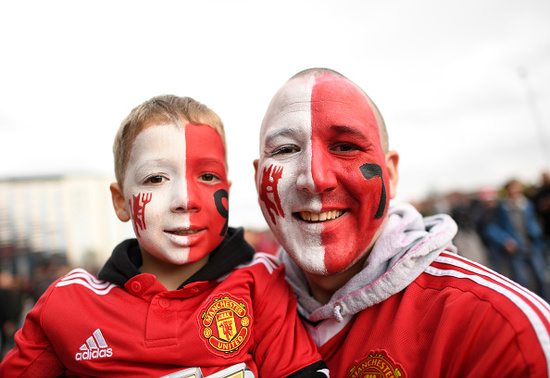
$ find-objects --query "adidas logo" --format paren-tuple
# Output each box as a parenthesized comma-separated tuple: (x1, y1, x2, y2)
(75, 329, 113, 361)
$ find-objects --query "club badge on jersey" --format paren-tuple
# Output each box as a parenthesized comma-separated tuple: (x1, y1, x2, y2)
(198, 294, 251, 357)
(347, 350, 405, 378)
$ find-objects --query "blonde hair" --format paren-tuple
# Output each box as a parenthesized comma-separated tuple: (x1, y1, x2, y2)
(290, 68, 389, 153)
(113, 95, 225, 186)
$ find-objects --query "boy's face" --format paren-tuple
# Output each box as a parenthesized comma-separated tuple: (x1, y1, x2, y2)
(121, 123, 229, 266)
(255, 74, 390, 275)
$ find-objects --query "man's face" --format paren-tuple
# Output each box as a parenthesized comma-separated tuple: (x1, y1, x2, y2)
(255, 74, 390, 275)
(123, 123, 229, 265)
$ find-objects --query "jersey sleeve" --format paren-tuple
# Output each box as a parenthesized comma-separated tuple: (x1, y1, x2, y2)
(249, 253, 328, 377)
(0, 279, 65, 377)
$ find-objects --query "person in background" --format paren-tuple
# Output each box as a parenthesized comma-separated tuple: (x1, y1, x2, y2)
(534, 171, 550, 248)
(488, 178, 548, 300)
(254, 67, 550, 377)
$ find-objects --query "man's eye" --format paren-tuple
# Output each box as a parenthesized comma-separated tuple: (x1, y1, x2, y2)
(272, 145, 300, 155)
(331, 143, 360, 153)
(200, 173, 218, 182)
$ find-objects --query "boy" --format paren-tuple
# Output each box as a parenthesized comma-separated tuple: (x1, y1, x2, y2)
(0, 95, 328, 377)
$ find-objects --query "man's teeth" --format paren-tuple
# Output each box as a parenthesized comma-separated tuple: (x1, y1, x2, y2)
(299, 210, 343, 222)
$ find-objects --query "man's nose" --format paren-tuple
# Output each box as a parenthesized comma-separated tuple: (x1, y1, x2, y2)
(296, 149, 337, 194)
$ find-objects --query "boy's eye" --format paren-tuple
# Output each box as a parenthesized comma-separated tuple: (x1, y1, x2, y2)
(272, 145, 300, 156)
(145, 175, 165, 184)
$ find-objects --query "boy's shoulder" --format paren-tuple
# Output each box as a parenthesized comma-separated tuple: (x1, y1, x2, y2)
(230, 252, 282, 276)
(54, 268, 120, 295)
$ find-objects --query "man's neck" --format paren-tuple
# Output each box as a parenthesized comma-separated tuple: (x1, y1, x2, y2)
(304, 253, 368, 305)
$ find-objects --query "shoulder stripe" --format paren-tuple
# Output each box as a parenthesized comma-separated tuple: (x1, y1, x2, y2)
(426, 252, 550, 373)
(249, 252, 280, 274)
(55, 268, 118, 295)
(237, 252, 280, 274)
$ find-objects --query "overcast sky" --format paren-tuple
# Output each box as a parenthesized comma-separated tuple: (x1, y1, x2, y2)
(1, 0, 549, 229)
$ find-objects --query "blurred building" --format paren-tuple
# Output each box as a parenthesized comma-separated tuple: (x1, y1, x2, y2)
(0, 174, 133, 277)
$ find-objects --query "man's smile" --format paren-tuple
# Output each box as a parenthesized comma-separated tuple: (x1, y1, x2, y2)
(297, 210, 345, 222)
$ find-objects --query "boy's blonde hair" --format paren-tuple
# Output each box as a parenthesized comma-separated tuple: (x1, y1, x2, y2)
(113, 95, 225, 187)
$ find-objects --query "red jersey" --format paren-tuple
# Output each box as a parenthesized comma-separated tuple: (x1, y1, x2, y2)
(283, 204, 550, 377)
(303, 252, 550, 377)
(1, 228, 327, 377)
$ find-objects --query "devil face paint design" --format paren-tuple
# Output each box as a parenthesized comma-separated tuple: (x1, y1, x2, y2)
(259, 164, 284, 224)
(123, 123, 228, 266)
(129, 192, 152, 238)
(256, 74, 389, 275)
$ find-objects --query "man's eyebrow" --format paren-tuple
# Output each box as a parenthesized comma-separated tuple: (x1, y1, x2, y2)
(265, 127, 297, 142)
(331, 125, 368, 138)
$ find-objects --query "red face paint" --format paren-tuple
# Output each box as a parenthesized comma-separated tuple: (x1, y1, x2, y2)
(259, 164, 284, 224)
(183, 124, 229, 262)
(310, 74, 389, 273)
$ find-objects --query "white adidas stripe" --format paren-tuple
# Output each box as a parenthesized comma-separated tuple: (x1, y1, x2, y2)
(247, 252, 279, 274)
(217, 252, 280, 282)
(56, 268, 118, 295)
(427, 253, 550, 374)
(92, 328, 108, 348)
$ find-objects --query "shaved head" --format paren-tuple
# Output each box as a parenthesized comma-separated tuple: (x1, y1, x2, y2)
(287, 68, 389, 153)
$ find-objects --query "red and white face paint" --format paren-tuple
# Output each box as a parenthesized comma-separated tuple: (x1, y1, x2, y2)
(256, 73, 389, 275)
(124, 123, 229, 266)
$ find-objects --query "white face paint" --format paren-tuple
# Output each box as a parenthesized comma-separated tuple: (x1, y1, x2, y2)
(257, 76, 328, 274)
(123, 123, 228, 266)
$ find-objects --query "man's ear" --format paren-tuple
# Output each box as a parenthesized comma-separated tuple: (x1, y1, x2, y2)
(385, 150, 399, 200)
(110, 182, 130, 222)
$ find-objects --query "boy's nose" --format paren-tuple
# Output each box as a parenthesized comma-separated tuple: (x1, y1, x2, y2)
(171, 180, 201, 212)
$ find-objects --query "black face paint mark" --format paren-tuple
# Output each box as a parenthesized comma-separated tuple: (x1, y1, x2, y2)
(359, 163, 386, 219)
(214, 189, 229, 236)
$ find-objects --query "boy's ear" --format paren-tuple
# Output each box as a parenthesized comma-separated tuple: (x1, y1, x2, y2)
(110, 182, 131, 222)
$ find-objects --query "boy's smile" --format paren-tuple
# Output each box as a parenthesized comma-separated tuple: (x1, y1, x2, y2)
(122, 122, 229, 266)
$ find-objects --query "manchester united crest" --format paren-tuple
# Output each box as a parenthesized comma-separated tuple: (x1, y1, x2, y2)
(347, 350, 405, 378)
(198, 295, 250, 357)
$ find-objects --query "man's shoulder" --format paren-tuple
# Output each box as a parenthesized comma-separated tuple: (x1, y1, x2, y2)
(418, 252, 550, 329)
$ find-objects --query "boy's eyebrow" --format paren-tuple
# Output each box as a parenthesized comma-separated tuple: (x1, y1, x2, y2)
(135, 158, 173, 171)
(196, 157, 226, 166)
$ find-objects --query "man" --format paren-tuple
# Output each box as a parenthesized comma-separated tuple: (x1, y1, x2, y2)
(254, 68, 550, 377)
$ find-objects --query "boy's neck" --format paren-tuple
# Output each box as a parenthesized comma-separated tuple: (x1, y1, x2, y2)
(140, 249, 210, 291)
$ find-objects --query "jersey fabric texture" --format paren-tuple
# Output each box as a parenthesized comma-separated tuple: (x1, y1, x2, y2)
(282, 203, 550, 377)
(1, 227, 328, 377)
